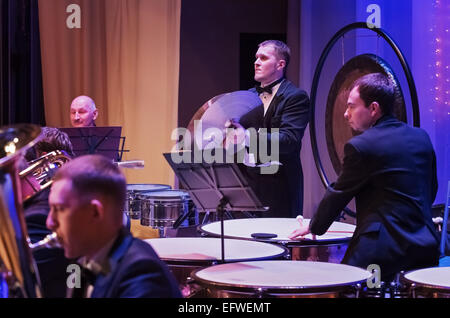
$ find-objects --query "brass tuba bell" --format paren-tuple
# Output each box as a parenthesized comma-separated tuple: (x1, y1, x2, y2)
(0, 124, 43, 298)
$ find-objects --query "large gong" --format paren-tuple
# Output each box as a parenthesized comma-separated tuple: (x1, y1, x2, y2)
(310, 22, 420, 191)
(310, 22, 420, 218)
(326, 54, 407, 175)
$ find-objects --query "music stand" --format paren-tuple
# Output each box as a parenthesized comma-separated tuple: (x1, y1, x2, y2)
(164, 151, 267, 263)
(60, 126, 126, 161)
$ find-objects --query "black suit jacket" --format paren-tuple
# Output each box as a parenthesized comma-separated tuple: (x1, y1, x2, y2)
(239, 79, 310, 218)
(309, 115, 439, 280)
(88, 229, 181, 298)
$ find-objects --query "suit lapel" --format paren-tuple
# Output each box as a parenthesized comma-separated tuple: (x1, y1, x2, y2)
(90, 229, 133, 298)
(263, 79, 288, 127)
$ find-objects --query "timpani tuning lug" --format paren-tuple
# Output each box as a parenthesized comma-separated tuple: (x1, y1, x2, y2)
(355, 283, 362, 298)
(254, 287, 267, 298)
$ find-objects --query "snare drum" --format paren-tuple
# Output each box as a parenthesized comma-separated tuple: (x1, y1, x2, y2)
(200, 218, 355, 263)
(140, 190, 193, 230)
(145, 237, 287, 297)
(402, 267, 450, 298)
(124, 184, 171, 219)
(191, 260, 371, 298)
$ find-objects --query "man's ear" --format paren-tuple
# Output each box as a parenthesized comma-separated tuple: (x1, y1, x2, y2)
(90, 199, 104, 220)
(92, 109, 99, 121)
(277, 59, 286, 71)
(370, 101, 381, 116)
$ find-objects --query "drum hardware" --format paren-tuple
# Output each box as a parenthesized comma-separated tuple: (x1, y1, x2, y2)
(361, 281, 386, 298)
(386, 272, 409, 298)
(172, 204, 197, 229)
(145, 237, 287, 298)
(183, 276, 206, 298)
(401, 267, 450, 298)
(339, 283, 365, 298)
(124, 184, 171, 220)
(190, 261, 372, 298)
(139, 190, 197, 237)
(410, 283, 418, 298)
(432, 216, 444, 232)
(200, 218, 355, 263)
(254, 288, 268, 299)
(354, 283, 362, 298)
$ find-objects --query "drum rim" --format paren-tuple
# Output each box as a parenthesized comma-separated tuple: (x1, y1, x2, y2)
(126, 184, 171, 192)
(402, 268, 450, 291)
(145, 237, 288, 264)
(137, 190, 190, 200)
(190, 261, 368, 293)
(198, 219, 352, 245)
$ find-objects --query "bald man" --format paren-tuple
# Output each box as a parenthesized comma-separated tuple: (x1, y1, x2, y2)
(70, 96, 98, 127)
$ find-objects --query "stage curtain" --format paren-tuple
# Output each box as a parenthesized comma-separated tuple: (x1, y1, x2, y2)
(38, 0, 180, 186)
(0, 0, 45, 126)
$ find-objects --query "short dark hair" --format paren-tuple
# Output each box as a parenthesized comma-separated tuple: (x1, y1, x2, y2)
(350, 73, 395, 115)
(259, 40, 291, 70)
(54, 155, 126, 218)
(26, 127, 74, 161)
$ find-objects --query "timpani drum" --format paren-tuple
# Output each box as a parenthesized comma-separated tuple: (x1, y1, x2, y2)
(145, 237, 288, 297)
(200, 218, 355, 263)
(191, 260, 371, 298)
(402, 267, 450, 298)
(124, 184, 171, 219)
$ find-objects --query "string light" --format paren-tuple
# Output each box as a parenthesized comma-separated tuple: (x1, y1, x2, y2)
(428, 0, 450, 123)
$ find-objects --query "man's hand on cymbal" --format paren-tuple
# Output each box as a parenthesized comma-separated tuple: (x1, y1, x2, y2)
(224, 119, 246, 148)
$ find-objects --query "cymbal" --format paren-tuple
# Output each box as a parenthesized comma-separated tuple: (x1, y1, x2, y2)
(188, 91, 262, 149)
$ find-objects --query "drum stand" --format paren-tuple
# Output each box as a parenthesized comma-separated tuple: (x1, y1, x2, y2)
(216, 197, 229, 263)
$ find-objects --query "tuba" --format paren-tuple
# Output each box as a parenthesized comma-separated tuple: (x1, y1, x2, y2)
(19, 150, 71, 202)
(0, 124, 43, 298)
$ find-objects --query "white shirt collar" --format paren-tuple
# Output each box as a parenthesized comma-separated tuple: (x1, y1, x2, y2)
(78, 234, 118, 275)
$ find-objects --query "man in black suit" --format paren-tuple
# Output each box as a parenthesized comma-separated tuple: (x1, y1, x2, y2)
(46, 154, 181, 298)
(228, 40, 310, 218)
(290, 73, 440, 281)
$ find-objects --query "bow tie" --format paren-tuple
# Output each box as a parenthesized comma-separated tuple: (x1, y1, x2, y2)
(69, 266, 98, 298)
(255, 78, 284, 95)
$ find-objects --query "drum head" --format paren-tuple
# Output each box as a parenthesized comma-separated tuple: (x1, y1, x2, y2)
(403, 267, 450, 290)
(200, 218, 355, 245)
(126, 184, 171, 192)
(326, 54, 406, 175)
(145, 237, 287, 264)
(192, 261, 371, 293)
